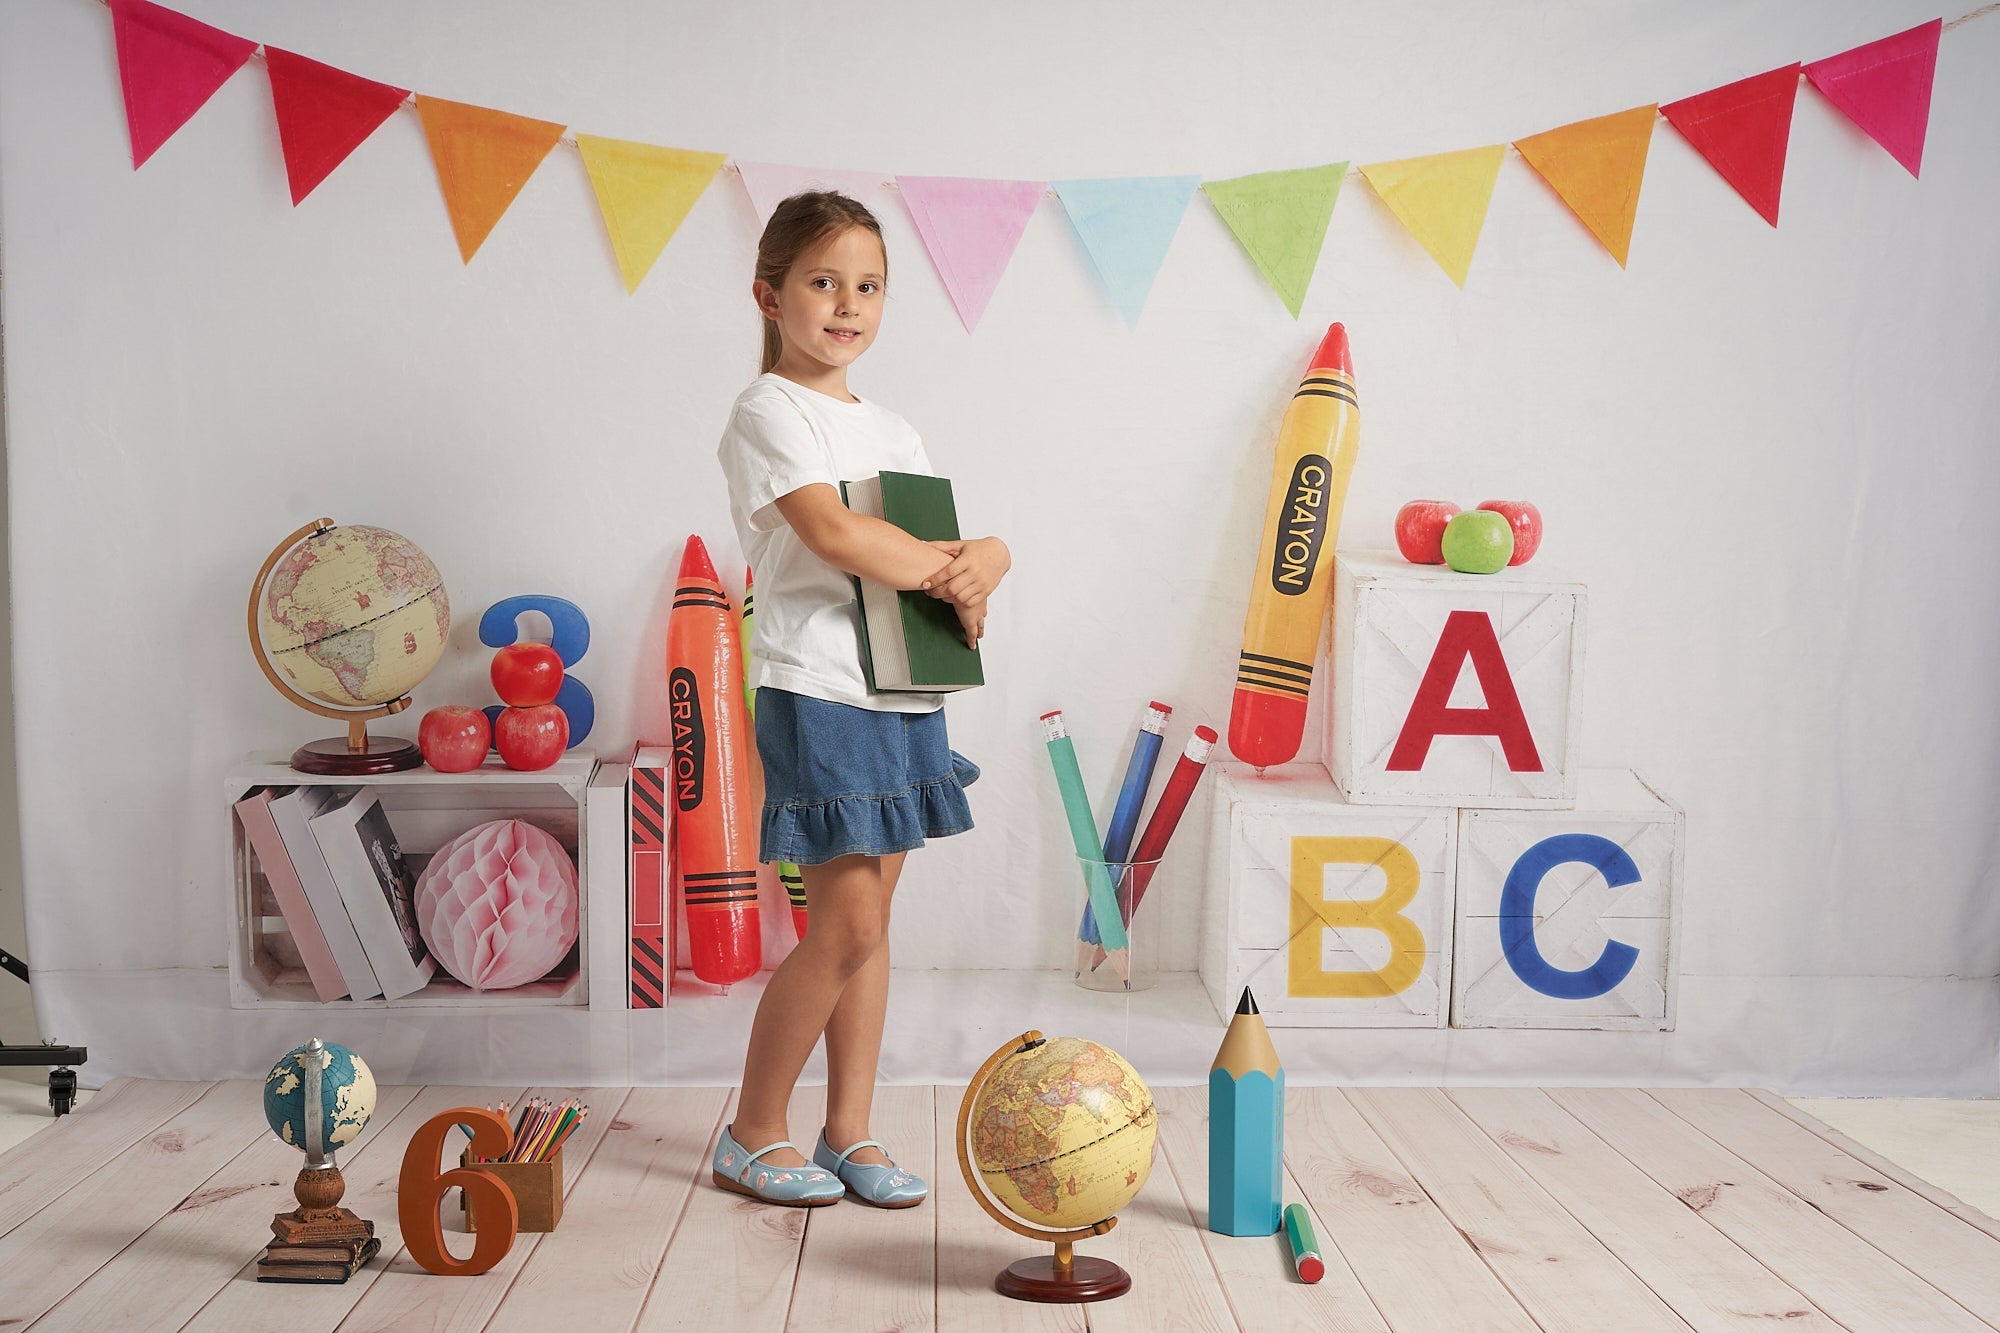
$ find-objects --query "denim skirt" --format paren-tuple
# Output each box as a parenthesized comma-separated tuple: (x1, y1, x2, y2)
(755, 688, 978, 866)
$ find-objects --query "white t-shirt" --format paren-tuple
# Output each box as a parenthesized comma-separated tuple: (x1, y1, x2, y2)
(717, 373, 944, 713)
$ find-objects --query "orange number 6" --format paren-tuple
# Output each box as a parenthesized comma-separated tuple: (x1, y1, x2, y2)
(399, 1107, 518, 1276)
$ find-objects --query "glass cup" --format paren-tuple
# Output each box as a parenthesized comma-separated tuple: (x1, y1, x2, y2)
(1070, 856, 1163, 994)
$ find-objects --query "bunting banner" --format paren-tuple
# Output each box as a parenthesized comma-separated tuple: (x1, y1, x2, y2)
(73, 2, 1986, 319)
(1360, 145, 1508, 288)
(895, 176, 1045, 333)
(1514, 106, 1658, 268)
(108, 0, 256, 169)
(264, 47, 408, 206)
(1201, 163, 1347, 317)
(414, 95, 567, 263)
(577, 137, 727, 293)
(1804, 19, 1942, 178)
(736, 162, 889, 225)
(1053, 175, 1200, 329)
(1661, 64, 1803, 227)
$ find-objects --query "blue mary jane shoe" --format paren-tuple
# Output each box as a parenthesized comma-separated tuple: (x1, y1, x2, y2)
(712, 1125, 844, 1207)
(814, 1130, 928, 1209)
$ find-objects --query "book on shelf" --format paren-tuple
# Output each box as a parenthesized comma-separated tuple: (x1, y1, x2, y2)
(233, 788, 346, 1002)
(585, 761, 629, 1012)
(267, 785, 382, 1000)
(308, 791, 436, 1000)
(839, 471, 984, 692)
(626, 745, 673, 1009)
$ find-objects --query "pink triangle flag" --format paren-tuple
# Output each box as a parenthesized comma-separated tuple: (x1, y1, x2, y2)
(109, 0, 258, 168)
(736, 162, 889, 225)
(895, 176, 1045, 333)
(1661, 64, 1802, 227)
(1804, 19, 1942, 178)
(265, 47, 410, 205)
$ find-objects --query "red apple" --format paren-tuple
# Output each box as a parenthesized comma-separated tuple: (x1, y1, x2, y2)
(1394, 500, 1460, 564)
(418, 706, 491, 773)
(493, 703, 569, 771)
(1476, 500, 1543, 565)
(491, 642, 564, 707)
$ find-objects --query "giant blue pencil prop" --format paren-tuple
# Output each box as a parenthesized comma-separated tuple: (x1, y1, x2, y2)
(1078, 701, 1171, 953)
(1209, 986, 1282, 1236)
(1040, 709, 1130, 989)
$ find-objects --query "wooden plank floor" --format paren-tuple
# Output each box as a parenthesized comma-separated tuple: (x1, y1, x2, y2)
(4, 1081, 1998, 1331)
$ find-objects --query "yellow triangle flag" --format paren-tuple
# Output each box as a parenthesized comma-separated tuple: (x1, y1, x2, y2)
(576, 136, 728, 294)
(1358, 144, 1507, 287)
(415, 96, 566, 263)
(1514, 106, 1657, 268)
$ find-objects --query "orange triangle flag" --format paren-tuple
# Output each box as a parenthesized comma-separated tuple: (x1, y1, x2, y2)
(575, 137, 727, 293)
(1358, 145, 1507, 287)
(1515, 105, 1658, 267)
(414, 96, 566, 263)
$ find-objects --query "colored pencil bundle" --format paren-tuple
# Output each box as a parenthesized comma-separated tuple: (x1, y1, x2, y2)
(470, 1096, 590, 1164)
(1039, 701, 1218, 977)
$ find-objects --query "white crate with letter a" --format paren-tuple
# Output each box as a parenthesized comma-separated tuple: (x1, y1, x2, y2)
(1200, 762, 1454, 1028)
(1328, 551, 1585, 808)
(1451, 769, 1683, 1030)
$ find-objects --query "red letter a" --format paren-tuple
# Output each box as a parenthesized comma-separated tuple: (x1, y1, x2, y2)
(1385, 610, 1542, 771)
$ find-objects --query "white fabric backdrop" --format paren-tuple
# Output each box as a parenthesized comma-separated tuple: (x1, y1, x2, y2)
(1, 0, 1994, 1092)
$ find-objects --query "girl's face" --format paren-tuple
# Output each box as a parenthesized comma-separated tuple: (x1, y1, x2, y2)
(757, 226, 887, 384)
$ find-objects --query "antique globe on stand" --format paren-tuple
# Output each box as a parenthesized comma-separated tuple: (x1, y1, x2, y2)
(248, 518, 451, 774)
(956, 1031, 1158, 1302)
(260, 1037, 381, 1278)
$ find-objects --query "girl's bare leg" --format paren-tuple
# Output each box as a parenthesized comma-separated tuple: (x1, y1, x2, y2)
(822, 852, 905, 1167)
(731, 853, 893, 1167)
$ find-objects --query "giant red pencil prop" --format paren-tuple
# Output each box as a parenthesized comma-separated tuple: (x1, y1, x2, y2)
(668, 536, 761, 990)
(1228, 324, 1360, 768)
(1093, 725, 1217, 972)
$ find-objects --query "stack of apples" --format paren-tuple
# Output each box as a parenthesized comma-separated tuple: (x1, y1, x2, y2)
(1395, 500, 1542, 574)
(418, 644, 570, 772)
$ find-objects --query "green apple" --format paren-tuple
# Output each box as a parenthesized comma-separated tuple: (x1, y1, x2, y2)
(1441, 509, 1515, 574)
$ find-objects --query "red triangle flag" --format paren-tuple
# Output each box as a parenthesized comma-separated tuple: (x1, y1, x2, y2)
(1661, 64, 1802, 227)
(108, 0, 257, 169)
(264, 48, 410, 205)
(1804, 19, 1941, 178)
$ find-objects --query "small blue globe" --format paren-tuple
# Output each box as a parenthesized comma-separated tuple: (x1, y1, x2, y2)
(263, 1039, 377, 1157)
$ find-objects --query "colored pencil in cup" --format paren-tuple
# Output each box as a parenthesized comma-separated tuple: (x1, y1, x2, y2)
(1076, 701, 1172, 956)
(1092, 724, 1217, 972)
(1040, 710, 1130, 988)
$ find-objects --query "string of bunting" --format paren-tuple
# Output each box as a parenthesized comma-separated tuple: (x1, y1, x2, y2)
(96, 0, 1986, 329)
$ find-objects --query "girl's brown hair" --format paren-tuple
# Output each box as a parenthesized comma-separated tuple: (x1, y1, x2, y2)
(755, 191, 886, 374)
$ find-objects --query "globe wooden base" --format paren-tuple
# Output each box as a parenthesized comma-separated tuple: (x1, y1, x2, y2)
(271, 1163, 375, 1244)
(291, 735, 423, 775)
(995, 1253, 1131, 1303)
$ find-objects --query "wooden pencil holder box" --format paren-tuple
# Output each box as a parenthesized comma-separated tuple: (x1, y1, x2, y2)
(460, 1148, 564, 1232)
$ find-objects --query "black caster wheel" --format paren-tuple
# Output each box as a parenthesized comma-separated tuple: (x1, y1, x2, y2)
(49, 1067, 77, 1117)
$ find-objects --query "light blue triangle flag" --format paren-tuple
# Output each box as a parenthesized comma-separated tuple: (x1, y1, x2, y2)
(1053, 175, 1200, 328)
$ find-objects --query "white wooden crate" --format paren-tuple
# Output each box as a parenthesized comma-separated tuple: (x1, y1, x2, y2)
(1200, 762, 1454, 1028)
(1451, 769, 1684, 1030)
(1328, 550, 1585, 808)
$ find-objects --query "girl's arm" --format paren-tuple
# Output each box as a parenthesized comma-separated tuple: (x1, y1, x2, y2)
(774, 483, 954, 591)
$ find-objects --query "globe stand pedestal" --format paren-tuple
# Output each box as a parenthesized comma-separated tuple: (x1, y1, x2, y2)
(996, 1240, 1132, 1303)
(258, 1159, 381, 1282)
(291, 725, 423, 776)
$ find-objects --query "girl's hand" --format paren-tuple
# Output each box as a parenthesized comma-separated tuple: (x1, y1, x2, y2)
(954, 599, 986, 646)
(922, 536, 1010, 605)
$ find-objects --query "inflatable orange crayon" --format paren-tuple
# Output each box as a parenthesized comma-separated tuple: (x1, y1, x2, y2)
(741, 564, 807, 942)
(668, 536, 761, 991)
(1229, 323, 1361, 769)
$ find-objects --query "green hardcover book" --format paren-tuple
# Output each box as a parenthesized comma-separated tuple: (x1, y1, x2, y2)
(839, 471, 985, 692)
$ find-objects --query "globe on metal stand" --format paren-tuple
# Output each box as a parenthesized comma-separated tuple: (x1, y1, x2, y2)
(956, 1031, 1154, 1303)
(247, 518, 452, 775)
(259, 1037, 381, 1282)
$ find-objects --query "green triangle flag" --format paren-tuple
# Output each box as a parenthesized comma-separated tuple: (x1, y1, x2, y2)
(1201, 163, 1347, 317)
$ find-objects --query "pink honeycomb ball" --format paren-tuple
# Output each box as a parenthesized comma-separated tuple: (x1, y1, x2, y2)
(415, 819, 578, 990)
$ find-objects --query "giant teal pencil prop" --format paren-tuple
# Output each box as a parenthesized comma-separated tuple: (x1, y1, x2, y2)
(1209, 986, 1282, 1236)
(1040, 710, 1130, 989)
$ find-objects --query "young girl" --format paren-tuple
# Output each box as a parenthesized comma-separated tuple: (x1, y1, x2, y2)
(712, 192, 1009, 1207)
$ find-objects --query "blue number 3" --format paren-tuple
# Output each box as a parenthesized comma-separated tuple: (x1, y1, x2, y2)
(478, 596, 595, 747)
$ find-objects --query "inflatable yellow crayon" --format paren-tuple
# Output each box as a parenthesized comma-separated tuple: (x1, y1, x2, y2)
(1229, 323, 1360, 768)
